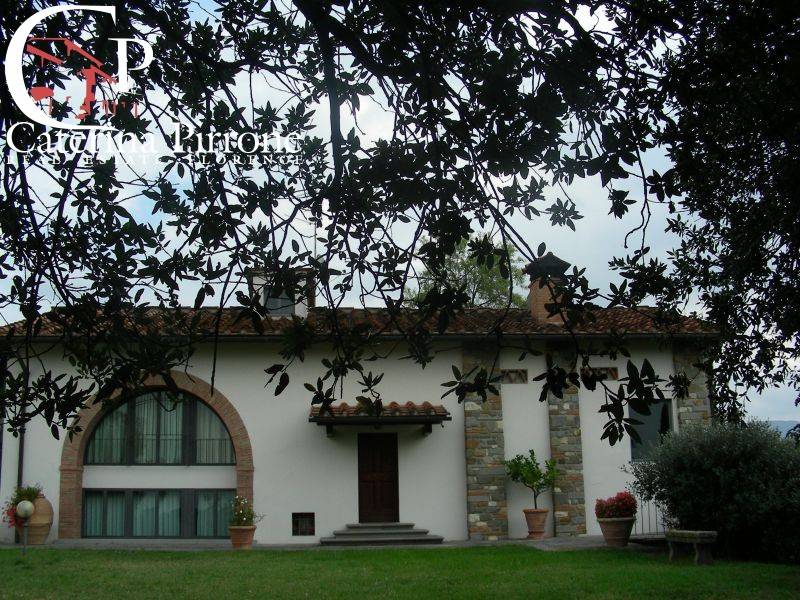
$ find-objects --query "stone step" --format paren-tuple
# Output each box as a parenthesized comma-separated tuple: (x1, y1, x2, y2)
(321, 521, 444, 546)
(320, 534, 444, 546)
(332, 527, 431, 537)
(344, 522, 416, 529)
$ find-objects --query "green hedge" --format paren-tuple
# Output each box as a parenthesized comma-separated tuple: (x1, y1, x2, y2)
(629, 421, 800, 563)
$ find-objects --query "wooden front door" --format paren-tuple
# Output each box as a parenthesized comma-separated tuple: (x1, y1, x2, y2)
(358, 433, 399, 523)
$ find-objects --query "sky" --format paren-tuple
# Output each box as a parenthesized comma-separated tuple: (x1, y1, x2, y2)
(1, 2, 796, 424)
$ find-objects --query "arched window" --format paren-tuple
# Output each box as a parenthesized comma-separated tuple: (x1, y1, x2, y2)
(85, 390, 235, 465)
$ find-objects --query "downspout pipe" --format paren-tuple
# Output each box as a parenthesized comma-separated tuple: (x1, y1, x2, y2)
(13, 357, 27, 489)
(0, 357, 5, 490)
(16, 421, 24, 488)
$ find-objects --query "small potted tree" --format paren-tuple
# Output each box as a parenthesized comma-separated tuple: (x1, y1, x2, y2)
(228, 495, 261, 550)
(595, 491, 637, 547)
(504, 450, 558, 539)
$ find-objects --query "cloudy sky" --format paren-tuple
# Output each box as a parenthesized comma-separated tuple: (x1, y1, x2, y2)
(322, 75, 799, 423)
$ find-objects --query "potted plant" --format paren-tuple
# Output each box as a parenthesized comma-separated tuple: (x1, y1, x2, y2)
(595, 491, 637, 547)
(228, 495, 261, 550)
(504, 450, 558, 539)
(2, 484, 53, 545)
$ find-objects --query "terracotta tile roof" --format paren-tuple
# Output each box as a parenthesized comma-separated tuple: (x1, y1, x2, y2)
(309, 401, 452, 423)
(310, 401, 450, 419)
(0, 305, 715, 339)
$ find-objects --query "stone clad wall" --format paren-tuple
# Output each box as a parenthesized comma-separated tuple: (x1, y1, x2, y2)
(672, 342, 712, 427)
(547, 347, 586, 536)
(462, 343, 508, 540)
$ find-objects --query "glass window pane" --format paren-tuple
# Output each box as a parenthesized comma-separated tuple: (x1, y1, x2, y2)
(158, 492, 181, 537)
(216, 491, 235, 537)
(86, 403, 128, 464)
(132, 491, 157, 536)
(135, 393, 159, 464)
(159, 395, 183, 464)
(105, 492, 126, 537)
(264, 289, 294, 314)
(195, 402, 234, 464)
(196, 491, 216, 537)
(84, 489, 237, 539)
(631, 400, 672, 460)
(84, 491, 105, 536)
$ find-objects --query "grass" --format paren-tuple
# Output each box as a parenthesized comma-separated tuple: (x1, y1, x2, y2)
(0, 545, 798, 599)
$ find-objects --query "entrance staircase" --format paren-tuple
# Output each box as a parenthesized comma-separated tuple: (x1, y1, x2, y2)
(320, 522, 444, 546)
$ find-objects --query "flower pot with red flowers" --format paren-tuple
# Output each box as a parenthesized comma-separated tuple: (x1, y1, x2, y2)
(504, 450, 559, 539)
(228, 496, 262, 550)
(595, 491, 637, 547)
(3, 484, 53, 545)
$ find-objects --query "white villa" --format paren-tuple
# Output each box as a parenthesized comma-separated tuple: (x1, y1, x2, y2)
(0, 254, 713, 545)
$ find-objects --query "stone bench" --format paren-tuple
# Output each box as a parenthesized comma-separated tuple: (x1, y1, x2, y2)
(666, 530, 718, 565)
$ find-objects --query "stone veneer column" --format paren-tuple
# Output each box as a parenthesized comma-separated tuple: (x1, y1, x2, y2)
(547, 346, 586, 536)
(672, 341, 712, 427)
(462, 343, 508, 540)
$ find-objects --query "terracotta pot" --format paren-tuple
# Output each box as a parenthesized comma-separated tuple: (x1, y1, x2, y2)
(29, 493, 54, 545)
(14, 493, 53, 545)
(523, 508, 549, 539)
(229, 525, 257, 550)
(597, 516, 635, 547)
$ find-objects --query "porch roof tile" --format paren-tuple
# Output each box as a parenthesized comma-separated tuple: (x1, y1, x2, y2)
(310, 401, 450, 419)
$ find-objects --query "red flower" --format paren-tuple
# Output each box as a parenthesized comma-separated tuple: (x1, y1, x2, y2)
(595, 491, 637, 519)
(3, 505, 19, 528)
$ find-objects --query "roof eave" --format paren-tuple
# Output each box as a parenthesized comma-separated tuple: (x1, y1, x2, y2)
(309, 414, 452, 426)
(14, 330, 719, 343)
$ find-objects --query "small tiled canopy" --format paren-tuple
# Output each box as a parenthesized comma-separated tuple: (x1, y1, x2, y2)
(309, 401, 451, 436)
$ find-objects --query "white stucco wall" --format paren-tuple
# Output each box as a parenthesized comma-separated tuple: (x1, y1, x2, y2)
(498, 341, 679, 538)
(0, 341, 468, 544)
(578, 341, 677, 535)
(499, 348, 554, 539)
(0, 387, 68, 544)
(0, 421, 22, 543)
(82, 466, 236, 489)
(0, 336, 680, 544)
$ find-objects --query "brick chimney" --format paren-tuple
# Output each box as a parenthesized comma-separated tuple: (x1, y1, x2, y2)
(524, 252, 570, 322)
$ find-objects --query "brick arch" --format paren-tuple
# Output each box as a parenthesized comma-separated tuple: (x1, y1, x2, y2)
(58, 371, 254, 539)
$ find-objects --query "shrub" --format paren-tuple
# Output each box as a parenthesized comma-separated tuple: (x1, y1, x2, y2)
(595, 491, 637, 519)
(628, 421, 800, 563)
(504, 450, 558, 509)
(229, 496, 262, 527)
(2, 484, 42, 528)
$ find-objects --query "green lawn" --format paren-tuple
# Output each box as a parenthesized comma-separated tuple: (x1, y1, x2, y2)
(1, 545, 798, 599)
